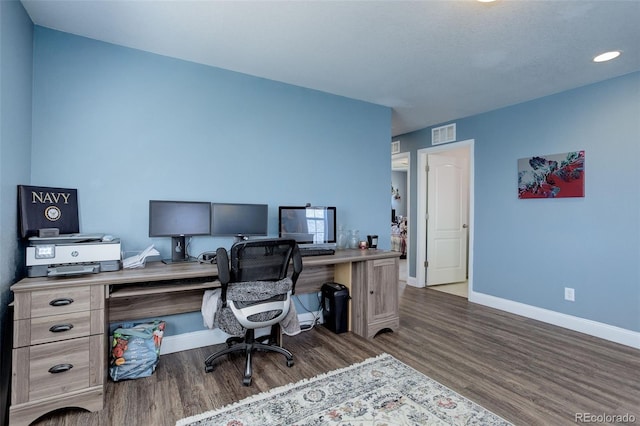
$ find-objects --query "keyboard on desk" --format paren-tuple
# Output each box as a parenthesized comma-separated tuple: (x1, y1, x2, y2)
(299, 247, 335, 257)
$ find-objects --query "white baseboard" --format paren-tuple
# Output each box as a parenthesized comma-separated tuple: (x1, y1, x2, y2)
(406, 276, 420, 287)
(160, 311, 323, 355)
(162, 289, 640, 354)
(160, 328, 227, 355)
(469, 290, 640, 350)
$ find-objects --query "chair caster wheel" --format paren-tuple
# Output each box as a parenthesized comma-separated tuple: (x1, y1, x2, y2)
(243, 376, 252, 386)
(286, 359, 294, 368)
(226, 337, 243, 348)
(205, 364, 214, 373)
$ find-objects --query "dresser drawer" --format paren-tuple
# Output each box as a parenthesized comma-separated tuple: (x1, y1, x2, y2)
(25, 337, 91, 402)
(30, 286, 92, 318)
(22, 311, 93, 347)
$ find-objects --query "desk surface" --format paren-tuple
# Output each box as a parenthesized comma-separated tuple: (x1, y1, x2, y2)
(12, 249, 400, 292)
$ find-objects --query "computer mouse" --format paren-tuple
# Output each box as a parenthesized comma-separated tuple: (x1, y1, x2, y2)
(102, 234, 115, 242)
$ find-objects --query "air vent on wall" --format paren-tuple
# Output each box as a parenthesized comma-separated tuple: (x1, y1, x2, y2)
(391, 141, 400, 154)
(431, 123, 456, 145)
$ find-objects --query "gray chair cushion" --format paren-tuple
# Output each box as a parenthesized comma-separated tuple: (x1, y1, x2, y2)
(214, 277, 293, 336)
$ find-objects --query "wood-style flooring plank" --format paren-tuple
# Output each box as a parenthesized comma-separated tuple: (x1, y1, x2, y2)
(30, 284, 640, 426)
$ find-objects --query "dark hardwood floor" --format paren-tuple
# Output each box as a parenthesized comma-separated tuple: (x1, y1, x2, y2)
(32, 284, 640, 426)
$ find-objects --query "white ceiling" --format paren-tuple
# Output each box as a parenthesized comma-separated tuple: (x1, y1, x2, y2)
(21, 0, 640, 137)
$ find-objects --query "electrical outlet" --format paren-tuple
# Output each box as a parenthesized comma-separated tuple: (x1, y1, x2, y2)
(564, 287, 575, 302)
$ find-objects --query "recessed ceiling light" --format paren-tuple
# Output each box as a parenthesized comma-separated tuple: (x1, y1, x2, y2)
(593, 51, 621, 63)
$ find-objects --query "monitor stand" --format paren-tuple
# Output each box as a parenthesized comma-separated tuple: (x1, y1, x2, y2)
(162, 236, 193, 264)
(233, 234, 250, 243)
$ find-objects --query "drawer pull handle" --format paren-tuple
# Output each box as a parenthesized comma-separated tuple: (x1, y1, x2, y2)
(49, 298, 74, 307)
(48, 363, 73, 374)
(49, 324, 74, 333)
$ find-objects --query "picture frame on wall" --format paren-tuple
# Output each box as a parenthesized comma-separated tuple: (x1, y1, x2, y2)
(518, 150, 585, 199)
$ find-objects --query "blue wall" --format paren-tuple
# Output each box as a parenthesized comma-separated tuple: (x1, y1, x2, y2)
(395, 72, 640, 333)
(31, 27, 391, 255)
(0, 0, 33, 338)
(29, 26, 391, 334)
(1, 1, 33, 422)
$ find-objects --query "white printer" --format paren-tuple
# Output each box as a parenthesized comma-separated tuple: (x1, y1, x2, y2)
(26, 233, 121, 278)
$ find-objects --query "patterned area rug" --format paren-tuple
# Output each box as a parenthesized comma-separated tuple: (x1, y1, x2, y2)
(177, 353, 512, 425)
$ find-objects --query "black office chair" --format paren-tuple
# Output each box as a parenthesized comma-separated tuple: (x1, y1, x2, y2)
(204, 238, 303, 386)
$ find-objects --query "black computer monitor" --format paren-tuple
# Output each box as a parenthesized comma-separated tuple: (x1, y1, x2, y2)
(211, 203, 268, 241)
(278, 206, 336, 245)
(148, 200, 211, 263)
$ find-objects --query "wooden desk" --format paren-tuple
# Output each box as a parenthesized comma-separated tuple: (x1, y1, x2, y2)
(9, 249, 400, 425)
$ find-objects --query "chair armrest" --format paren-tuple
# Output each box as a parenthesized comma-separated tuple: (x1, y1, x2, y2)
(216, 247, 230, 302)
(290, 244, 303, 294)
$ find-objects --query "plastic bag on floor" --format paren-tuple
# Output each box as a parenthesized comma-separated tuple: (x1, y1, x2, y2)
(109, 320, 165, 381)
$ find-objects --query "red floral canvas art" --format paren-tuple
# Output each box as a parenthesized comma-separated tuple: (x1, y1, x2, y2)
(518, 151, 585, 199)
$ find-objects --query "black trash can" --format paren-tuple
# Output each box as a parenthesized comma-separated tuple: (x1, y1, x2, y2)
(321, 282, 349, 334)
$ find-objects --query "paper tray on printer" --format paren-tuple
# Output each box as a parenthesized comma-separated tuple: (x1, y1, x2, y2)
(48, 264, 100, 277)
(29, 233, 105, 244)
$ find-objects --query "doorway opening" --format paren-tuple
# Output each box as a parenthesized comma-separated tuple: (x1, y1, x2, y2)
(392, 152, 410, 284)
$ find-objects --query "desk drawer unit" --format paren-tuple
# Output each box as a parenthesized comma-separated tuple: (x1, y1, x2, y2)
(16, 310, 92, 346)
(30, 286, 92, 316)
(351, 257, 400, 339)
(11, 284, 105, 426)
(18, 337, 91, 401)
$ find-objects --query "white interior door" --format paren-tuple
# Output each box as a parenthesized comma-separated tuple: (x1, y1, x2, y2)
(426, 153, 468, 286)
